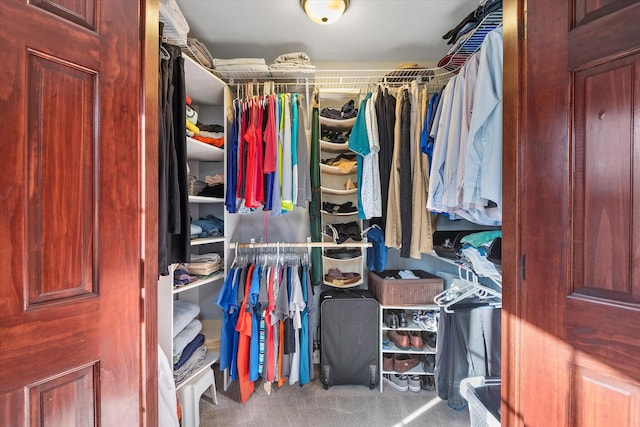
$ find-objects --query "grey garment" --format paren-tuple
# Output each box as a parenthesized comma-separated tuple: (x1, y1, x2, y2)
(236, 266, 248, 307)
(274, 264, 289, 321)
(258, 266, 269, 308)
(296, 97, 312, 207)
(434, 304, 501, 411)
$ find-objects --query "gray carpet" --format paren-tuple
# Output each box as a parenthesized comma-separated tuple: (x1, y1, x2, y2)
(198, 368, 471, 427)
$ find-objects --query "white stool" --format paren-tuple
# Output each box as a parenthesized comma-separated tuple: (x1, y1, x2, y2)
(177, 367, 217, 427)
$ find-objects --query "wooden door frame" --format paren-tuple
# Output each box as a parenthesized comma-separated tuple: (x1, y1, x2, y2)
(502, 0, 523, 425)
(142, 0, 159, 425)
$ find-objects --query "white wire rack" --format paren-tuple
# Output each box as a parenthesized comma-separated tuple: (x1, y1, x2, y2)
(198, 10, 502, 91)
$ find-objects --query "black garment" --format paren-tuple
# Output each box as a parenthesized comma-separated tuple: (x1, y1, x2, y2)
(434, 304, 501, 411)
(371, 86, 396, 230)
(158, 43, 190, 275)
(399, 90, 412, 258)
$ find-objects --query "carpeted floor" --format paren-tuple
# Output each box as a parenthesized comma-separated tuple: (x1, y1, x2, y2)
(197, 368, 471, 427)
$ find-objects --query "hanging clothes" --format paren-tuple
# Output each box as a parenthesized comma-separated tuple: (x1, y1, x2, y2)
(226, 90, 310, 215)
(158, 43, 190, 275)
(218, 251, 315, 403)
(309, 98, 323, 286)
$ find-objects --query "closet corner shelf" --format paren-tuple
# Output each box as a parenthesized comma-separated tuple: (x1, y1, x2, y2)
(186, 136, 224, 161)
(182, 54, 227, 106)
(191, 236, 226, 246)
(320, 140, 350, 153)
(188, 195, 224, 204)
(320, 210, 358, 217)
(320, 163, 357, 175)
(173, 271, 225, 295)
(175, 351, 219, 391)
(320, 186, 357, 196)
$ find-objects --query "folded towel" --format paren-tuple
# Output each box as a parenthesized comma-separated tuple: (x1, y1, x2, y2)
(173, 319, 202, 360)
(214, 64, 269, 72)
(272, 52, 311, 64)
(213, 57, 266, 67)
(172, 301, 200, 338)
(173, 345, 207, 385)
(269, 63, 316, 70)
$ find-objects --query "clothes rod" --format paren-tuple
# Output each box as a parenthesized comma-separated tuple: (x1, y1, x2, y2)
(230, 241, 372, 249)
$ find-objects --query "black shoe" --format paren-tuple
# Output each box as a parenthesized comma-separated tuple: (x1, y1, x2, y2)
(421, 375, 436, 391)
(422, 354, 436, 373)
(396, 310, 408, 328)
(421, 331, 437, 349)
(384, 311, 399, 329)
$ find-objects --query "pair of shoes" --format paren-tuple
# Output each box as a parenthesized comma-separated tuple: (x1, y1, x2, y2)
(408, 375, 421, 393)
(394, 354, 421, 373)
(409, 331, 424, 351)
(322, 200, 357, 214)
(384, 311, 398, 328)
(413, 310, 438, 331)
(384, 374, 408, 392)
(323, 268, 361, 286)
(421, 375, 436, 391)
(383, 353, 394, 371)
(326, 221, 362, 244)
(387, 330, 410, 350)
(421, 331, 437, 349)
(324, 247, 361, 259)
(388, 310, 408, 327)
(422, 354, 436, 374)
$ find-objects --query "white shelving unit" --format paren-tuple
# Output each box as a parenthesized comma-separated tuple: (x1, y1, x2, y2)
(158, 53, 232, 425)
(379, 304, 438, 392)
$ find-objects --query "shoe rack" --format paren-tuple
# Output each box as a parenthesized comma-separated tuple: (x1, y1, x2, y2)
(379, 304, 438, 393)
(317, 89, 365, 288)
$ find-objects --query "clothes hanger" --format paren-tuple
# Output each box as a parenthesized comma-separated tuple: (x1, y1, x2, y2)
(433, 266, 502, 312)
(160, 45, 170, 60)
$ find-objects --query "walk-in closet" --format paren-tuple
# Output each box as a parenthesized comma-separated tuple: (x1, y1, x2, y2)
(158, 1, 503, 426)
(3, 0, 638, 425)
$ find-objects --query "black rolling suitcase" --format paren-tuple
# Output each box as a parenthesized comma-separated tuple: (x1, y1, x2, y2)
(319, 288, 379, 389)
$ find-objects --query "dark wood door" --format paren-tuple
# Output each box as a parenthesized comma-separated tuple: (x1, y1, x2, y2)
(0, 0, 153, 425)
(503, 0, 640, 425)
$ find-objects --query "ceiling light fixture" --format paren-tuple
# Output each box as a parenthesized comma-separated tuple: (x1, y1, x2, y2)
(300, 0, 350, 25)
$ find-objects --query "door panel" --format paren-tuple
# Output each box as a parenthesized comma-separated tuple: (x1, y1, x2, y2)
(0, 0, 146, 425)
(504, 0, 640, 425)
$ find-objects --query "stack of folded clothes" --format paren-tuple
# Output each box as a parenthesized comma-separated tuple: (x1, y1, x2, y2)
(172, 301, 207, 386)
(268, 52, 316, 73)
(197, 174, 224, 198)
(185, 97, 225, 149)
(186, 252, 222, 276)
(191, 214, 224, 239)
(173, 264, 198, 287)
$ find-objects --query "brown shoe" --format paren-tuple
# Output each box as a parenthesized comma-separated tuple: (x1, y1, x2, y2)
(383, 353, 394, 371)
(409, 331, 424, 351)
(388, 330, 410, 350)
(394, 354, 421, 373)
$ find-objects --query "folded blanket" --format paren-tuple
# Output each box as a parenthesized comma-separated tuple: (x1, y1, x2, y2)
(214, 64, 269, 72)
(173, 301, 200, 338)
(272, 52, 311, 64)
(213, 57, 266, 67)
(173, 319, 202, 360)
(173, 345, 207, 385)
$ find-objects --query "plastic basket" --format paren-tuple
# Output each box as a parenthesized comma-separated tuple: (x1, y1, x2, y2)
(460, 376, 501, 427)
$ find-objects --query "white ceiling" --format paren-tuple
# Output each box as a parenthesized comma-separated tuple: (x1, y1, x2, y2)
(176, 0, 479, 68)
